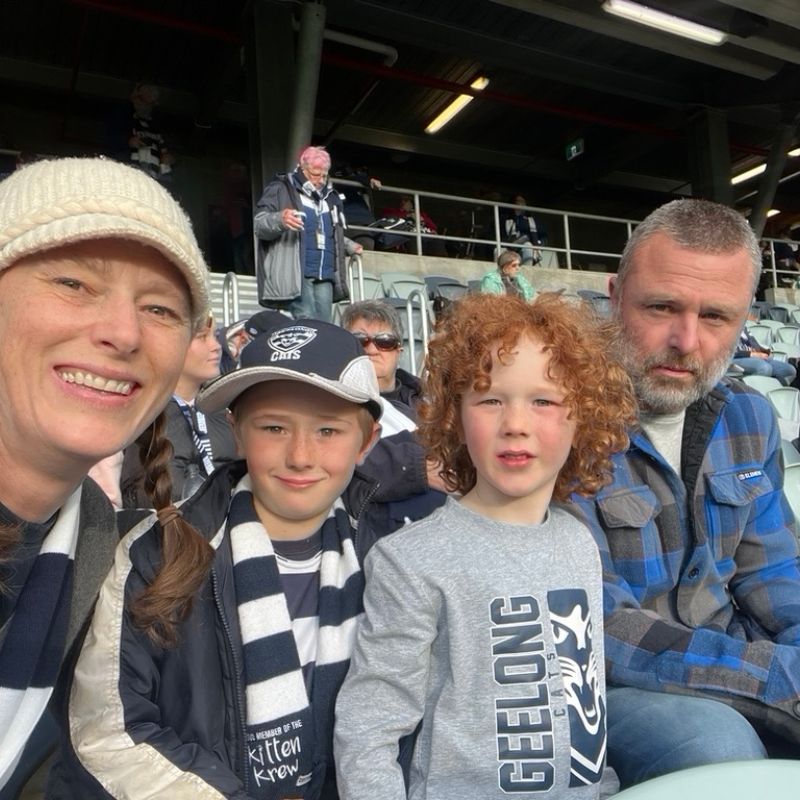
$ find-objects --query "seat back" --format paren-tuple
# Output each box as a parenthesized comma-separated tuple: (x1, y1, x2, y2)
(776, 326, 800, 346)
(782, 462, 800, 530)
(741, 375, 782, 395)
(771, 342, 800, 361)
(768, 306, 790, 323)
(748, 325, 774, 349)
(781, 438, 800, 467)
(381, 271, 428, 300)
(768, 387, 800, 421)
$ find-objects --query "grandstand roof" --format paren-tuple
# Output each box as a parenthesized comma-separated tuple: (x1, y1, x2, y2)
(1, 0, 799, 225)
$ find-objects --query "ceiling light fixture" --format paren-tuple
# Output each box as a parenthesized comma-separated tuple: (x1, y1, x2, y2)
(424, 76, 489, 135)
(731, 164, 767, 185)
(601, 0, 727, 46)
(789, 148, 800, 157)
(766, 209, 781, 218)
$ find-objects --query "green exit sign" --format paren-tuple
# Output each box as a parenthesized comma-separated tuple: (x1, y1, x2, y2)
(566, 138, 584, 161)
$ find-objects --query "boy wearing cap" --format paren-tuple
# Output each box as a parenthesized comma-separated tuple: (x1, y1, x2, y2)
(65, 320, 405, 800)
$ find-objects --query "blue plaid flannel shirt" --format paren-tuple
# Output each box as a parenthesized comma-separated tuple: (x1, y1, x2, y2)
(569, 379, 800, 740)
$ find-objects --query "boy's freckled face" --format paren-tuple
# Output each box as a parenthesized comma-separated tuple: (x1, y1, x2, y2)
(232, 380, 377, 539)
(459, 335, 576, 525)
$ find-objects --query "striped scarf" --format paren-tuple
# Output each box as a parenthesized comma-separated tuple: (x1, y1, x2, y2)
(0, 486, 81, 789)
(227, 475, 363, 799)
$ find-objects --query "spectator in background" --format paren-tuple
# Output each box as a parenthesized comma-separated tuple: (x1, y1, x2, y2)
(770, 228, 799, 287)
(380, 195, 446, 256)
(120, 315, 237, 506)
(254, 146, 362, 322)
(126, 83, 174, 184)
(733, 324, 796, 385)
(503, 193, 541, 265)
(480, 249, 535, 301)
(331, 163, 382, 251)
(341, 300, 449, 503)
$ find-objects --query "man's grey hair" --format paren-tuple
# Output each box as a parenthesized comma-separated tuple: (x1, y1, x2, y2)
(341, 299, 404, 341)
(617, 199, 762, 293)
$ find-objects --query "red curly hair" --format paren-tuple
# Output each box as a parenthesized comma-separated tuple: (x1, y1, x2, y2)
(418, 292, 637, 500)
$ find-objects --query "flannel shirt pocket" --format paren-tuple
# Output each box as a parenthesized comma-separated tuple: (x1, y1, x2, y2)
(596, 485, 660, 529)
(704, 466, 774, 559)
(597, 486, 667, 593)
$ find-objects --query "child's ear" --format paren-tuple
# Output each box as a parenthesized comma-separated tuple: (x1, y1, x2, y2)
(229, 411, 246, 458)
(356, 422, 381, 465)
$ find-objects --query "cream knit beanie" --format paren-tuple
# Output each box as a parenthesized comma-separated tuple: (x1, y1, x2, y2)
(0, 157, 210, 328)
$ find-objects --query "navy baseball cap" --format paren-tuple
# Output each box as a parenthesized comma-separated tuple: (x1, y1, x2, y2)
(197, 319, 383, 420)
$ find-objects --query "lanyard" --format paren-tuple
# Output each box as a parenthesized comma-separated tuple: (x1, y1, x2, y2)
(173, 396, 215, 476)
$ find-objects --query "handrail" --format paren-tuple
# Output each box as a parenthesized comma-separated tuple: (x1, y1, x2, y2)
(221, 271, 239, 326)
(333, 176, 638, 274)
(761, 237, 799, 291)
(405, 288, 431, 376)
(346, 253, 365, 302)
(335, 176, 800, 292)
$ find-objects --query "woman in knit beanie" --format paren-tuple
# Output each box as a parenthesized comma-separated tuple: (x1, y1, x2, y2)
(0, 156, 210, 790)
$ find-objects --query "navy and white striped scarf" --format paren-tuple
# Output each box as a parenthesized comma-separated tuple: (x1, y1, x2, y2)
(0, 487, 81, 788)
(227, 475, 363, 799)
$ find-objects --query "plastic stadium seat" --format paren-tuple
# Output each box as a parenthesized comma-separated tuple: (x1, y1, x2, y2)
(768, 306, 790, 323)
(383, 296, 432, 376)
(783, 463, 800, 528)
(770, 343, 800, 361)
(750, 300, 772, 320)
(776, 326, 800, 346)
(741, 375, 783, 395)
(424, 275, 468, 301)
(781, 438, 800, 466)
(767, 386, 800, 422)
(611, 759, 800, 799)
(755, 319, 785, 332)
(381, 271, 428, 300)
(747, 324, 774, 349)
(349, 271, 385, 302)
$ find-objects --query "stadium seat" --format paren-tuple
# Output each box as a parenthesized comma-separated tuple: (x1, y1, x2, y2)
(783, 463, 800, 529)
(781, 438, 800, 466)
(767, 387, 800, 422)
(611, 759, 800, 799)
(770, 343, 800, 361)
(741, 375, 782, 395)
(424, 275, 468, 301)
(747, 324, 774, 349)
(349, 271, 385, 302)
(383, 296, 432, 376)
(381, 271, 428, 300)
(776, 326, 800, 346)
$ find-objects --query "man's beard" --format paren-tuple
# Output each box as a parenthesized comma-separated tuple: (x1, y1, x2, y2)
(612, 335, 734, 415)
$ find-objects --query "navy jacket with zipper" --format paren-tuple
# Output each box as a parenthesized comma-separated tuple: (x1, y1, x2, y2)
(52, 460, 443, 799)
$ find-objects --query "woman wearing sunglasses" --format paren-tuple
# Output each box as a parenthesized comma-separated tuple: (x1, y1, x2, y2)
(341, 301, 414, 412)
(341, 300, 448, 505)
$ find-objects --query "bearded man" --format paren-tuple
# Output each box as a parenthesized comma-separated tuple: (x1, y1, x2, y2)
(569, 199, 800, 788)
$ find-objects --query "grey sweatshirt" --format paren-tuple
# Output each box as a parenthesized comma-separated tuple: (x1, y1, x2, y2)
(335, 498, 606, 799)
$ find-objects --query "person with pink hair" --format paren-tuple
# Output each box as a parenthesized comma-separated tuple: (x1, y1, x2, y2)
(254, 146, 362, 322)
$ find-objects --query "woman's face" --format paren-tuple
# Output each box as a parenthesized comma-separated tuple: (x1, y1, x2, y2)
(0, 238, 193, 481)
(501, 258, 521, 278)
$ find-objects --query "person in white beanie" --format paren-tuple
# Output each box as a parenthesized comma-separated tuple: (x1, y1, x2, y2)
(0, 156, 210, 792)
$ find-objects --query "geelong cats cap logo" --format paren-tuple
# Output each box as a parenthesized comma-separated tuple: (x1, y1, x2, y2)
(268, 326, 317, 361)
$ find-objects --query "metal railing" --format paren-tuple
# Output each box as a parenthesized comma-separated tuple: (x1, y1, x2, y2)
(761, 238, 800, 291)
(334, 178, 637, 274)
(404, 287, 431, 376)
